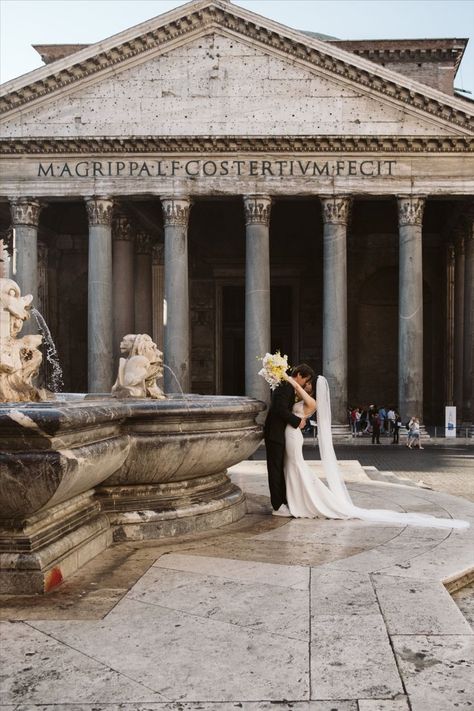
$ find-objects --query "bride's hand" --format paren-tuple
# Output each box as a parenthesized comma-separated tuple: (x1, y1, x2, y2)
(283, 373, 296, 387)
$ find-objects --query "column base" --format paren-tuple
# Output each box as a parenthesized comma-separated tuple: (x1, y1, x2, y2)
(0, 492, 112, 595)
(96, 472, 247, 542)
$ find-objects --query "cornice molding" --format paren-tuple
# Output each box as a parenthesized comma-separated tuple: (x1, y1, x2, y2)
(1, 135, 473, 155)
(0, 2, 472, 132)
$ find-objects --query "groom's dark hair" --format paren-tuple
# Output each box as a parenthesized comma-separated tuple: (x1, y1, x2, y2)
(291, 363, 315, 380)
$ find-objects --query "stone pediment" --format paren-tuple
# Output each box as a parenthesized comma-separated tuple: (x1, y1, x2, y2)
(0, 0, 473, 141)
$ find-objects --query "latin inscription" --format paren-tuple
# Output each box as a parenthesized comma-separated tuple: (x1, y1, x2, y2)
(37, 158, 397, 179)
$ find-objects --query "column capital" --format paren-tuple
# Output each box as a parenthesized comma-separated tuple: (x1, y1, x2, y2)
(152, 243, 164, 265)
(447, 242, 456, 264)
(397, 195, 426, 226)
(112, 213, 133, 241)
(243, 195, 272, 226)
(135, 232, 153, 254)
(85, 196, 114, 226)
(10, 198, 42, 227)
(320, 196, 351, 225)
(161, 197, 191, 227)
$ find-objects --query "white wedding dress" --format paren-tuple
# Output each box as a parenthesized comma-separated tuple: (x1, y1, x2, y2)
(284, 376, 469, 529)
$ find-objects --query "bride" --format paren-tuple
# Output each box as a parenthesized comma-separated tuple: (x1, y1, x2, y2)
(283, 373, 469, 529)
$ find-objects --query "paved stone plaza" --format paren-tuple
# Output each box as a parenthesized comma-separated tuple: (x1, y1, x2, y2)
(1, 448, 473, 710)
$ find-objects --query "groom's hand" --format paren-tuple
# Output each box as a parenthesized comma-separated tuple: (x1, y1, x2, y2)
(298, 418, 307, 429)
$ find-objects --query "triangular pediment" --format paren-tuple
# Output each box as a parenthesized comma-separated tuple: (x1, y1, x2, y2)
(0, 0, 473, 139)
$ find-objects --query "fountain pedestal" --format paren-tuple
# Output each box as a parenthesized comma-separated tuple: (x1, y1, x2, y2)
(0, 395, 264, 594)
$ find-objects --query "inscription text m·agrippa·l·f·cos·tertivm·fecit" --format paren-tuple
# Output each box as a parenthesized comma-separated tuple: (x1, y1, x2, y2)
(37, 158, 398, 179)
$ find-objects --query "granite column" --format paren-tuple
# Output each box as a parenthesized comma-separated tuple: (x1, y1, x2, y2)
(9, 198, 42, 307)
(162, 197, 190, 393)
(462, 215, 474, 425)
(453, 232, 465, 418)
(112, 213, 135, 354)
(397, 196, 425, 422)
(320, 196, 351, 425)
(134, 232, 153, 336)
(85, 197, 114, 393)
(243, 195, 271, 407)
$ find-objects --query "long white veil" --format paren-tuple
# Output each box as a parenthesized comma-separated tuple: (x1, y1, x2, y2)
(316, 375, 469, 530)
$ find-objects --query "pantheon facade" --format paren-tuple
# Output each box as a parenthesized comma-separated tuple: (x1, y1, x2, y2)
(0, 0, 473, 426)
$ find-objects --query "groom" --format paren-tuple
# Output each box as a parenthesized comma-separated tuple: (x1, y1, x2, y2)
(264, 363, 315, 516)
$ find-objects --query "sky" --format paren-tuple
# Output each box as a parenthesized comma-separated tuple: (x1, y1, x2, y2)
(0, 0, 473, 96)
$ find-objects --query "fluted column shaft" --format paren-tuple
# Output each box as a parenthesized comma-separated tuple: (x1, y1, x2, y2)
(162, 197, 190, 393)
(463, 222, 474, 424)
(9, 198, 42, 306)
(85, 197, 114, 393)
(134, 232, 153, 335)
(320, 196, 350, 424)
(453, 234, 465, 416)
(244, 195, 271, 406)
(397, 196, 425, 422)
(112, 214, 135, 353)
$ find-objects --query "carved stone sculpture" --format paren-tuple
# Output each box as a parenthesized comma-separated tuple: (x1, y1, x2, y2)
(0, 278, 45, 402)
(112, 333, 165, 399)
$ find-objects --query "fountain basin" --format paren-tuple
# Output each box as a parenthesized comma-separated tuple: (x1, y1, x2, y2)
(0, 394, 264, 593)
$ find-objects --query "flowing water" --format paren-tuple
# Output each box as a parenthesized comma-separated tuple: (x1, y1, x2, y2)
(31, 308, 64, 393)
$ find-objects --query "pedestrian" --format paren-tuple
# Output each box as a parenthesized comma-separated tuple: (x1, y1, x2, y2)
(351, 407, 361, 437)
(371, 410, 381, 444)
(407, 416, 423, 449)
(392, 411, 402, 444)
(387, 407, 396, 435)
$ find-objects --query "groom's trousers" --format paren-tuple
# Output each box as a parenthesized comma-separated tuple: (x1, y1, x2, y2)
(265, 439, 287, 510)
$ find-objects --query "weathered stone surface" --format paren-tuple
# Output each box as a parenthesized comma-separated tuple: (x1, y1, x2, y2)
(0, 395, 264, 592)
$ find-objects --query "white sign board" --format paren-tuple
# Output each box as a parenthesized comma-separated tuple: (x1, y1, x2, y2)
(445, 406, 456, 437)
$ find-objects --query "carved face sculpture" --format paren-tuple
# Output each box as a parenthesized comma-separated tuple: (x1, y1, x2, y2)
(10, 316, 24, 337)
(133, 335, 163, 365)
(0, 278, 33, 321)
(119, 334, 136, 356)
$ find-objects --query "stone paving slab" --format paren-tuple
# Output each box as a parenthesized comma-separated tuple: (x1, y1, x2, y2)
(391, 634, 474, 711)
(1, 461, 473, 709)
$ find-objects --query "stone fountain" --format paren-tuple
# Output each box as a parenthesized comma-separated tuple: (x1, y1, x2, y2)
(0, 279, 265, 594)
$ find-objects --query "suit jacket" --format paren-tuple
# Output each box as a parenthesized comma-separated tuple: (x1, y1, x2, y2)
(264, 380, 302, 444)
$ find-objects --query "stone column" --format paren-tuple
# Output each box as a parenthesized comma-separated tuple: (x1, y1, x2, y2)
(134, 232, 153, 336)
(112, 213, 135, 353)
(243, 195, 272, 406)
(445, 243, 455, 406)
(0, 228, 13, 279)
(9, 198, 42, 305)
(152, 243, 165, 349)
(320, 196, 351, 425)
(453, 232, 465, 417)
(162, 197, 191, 393)
(397, 196, 425, 422)
(462, 216, 474, 424)
(85, 197, 114, 393)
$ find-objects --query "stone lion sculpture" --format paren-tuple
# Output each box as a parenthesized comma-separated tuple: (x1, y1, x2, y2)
(0, 278, 45, 402)
(111, 333, 165, 399)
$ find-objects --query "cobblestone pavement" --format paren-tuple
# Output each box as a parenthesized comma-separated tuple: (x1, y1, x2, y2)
(254, 442, 474, 502)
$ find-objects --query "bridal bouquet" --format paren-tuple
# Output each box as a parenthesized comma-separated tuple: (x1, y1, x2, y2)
(258, 351, 290, 390)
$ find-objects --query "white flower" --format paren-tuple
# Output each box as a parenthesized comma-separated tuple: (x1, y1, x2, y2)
(257, 351, 290, 390)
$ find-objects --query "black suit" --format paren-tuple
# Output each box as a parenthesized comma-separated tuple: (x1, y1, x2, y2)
(264, 381, 302, 510)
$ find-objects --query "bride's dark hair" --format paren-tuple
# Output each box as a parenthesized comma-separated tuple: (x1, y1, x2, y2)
(291, 363, 315, 380)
